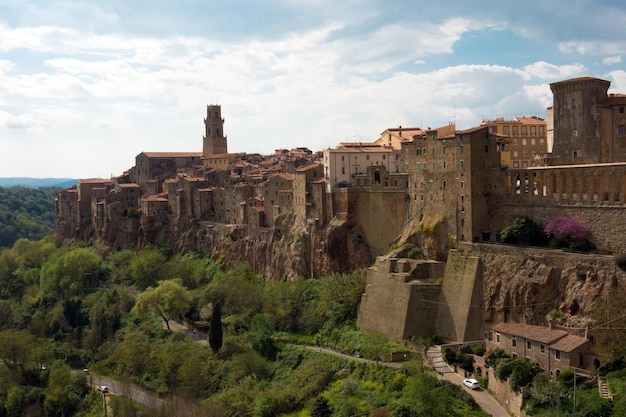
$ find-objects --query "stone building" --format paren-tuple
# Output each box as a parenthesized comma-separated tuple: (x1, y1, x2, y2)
(203, 104, 228, 156)
(480, 116, 548, 168)
(260, 172, 295, 227)
(294, 163, 326, 227)
(550, 76, 626, 165)
(486, 322, 590, 379)
(403, 125, 505, 245)
(132, 152, 203, 192)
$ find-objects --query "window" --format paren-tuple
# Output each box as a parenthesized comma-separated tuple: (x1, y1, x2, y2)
(513, 126, 519, 136)
(496, 332, 501, 343)
(530, 126, 536, 136)
(442, 180, 446, 189)
(540, 127, 545, 136)
(503, 126, 509, 135)
(523, 151, 527, 157)
(513, 151, 519, 157)
(572, 99, 576, 108)
(460, 181, 465, 189)
(429, 181, 433, 192)
(555, 350, 561, 361)
(522, 126, 527, 136)
(513, 139, 518, 145)
(526, 340, 532, 350)
(416, 148, 421, 156)
(460, 145, 464, 154)
(572, 130, 578, 137)
(620, 106, 625, 114)
(540, 138, 545, 145)
(442, 146, 446, 155)
(432, 148, 436, 155)
(460, 160, 464, 169)
(531, 138, 536, 145)
(432, 163, 436, 171)
(461, 218, 465, 227)
(443, 161, 447, 169)
(417, 163, 421, 173)
(540, 344, 546, 354)
(366, 155, 370, 160)
(460, 194, 464, 201)
(522, 138, 527, 145)
(512, 337, 517, 348)
(619, 125, 625, 135)
(485, 145, 489, 153)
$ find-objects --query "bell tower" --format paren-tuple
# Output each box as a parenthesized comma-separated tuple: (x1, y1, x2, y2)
(203, 105, 228, 157)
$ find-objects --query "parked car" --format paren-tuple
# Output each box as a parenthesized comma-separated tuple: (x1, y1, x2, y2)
(97, 386, 109, 393)
(463, 378, 480, 390)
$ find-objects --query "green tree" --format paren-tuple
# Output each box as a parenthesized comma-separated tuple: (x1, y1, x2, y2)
(132, 279, 192, 331)
(130, 247, 167, 289)
(209, 301, 223, 354)
(44, 364, 89, 417)
(318, 272, 365, 327)
(311, 396, 333, 417)
(500, 216, 541, 245)
(40, 246, 101, 299)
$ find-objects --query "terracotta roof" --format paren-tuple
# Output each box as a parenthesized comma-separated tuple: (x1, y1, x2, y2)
(549, 334, 589, 353)
(550, 76, 610, 87)
(144, 195, 168, 202)
(141, 152, 202, 158)
(118, 183, 139, 188)
(296, 163, 321, 172)
(492, 322, 568, 344)
(79, 179, 112, 184)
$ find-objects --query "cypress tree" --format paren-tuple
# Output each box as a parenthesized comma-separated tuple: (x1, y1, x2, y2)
(208, 301, 223, 354)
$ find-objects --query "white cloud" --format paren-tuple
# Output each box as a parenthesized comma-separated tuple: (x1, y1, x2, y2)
(603, 55, 622, 65)
(0, 110, 43, 129)
(523, 61, 586, 80)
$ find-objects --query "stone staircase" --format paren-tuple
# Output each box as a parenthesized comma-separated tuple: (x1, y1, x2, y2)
(598, 378, 611, 399)
(426, 345, 454, 375)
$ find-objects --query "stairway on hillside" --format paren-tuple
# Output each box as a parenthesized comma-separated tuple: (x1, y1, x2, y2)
(426, 346, 454, 375)
(598, 379, 611, 399)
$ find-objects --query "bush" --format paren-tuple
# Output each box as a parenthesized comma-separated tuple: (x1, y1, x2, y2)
(500, 216, 542, 245)
(544, 216, 594, 252)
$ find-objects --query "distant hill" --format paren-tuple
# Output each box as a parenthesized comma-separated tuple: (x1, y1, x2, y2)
(0, 177, 78, 188)
(0, 185, 60, 248)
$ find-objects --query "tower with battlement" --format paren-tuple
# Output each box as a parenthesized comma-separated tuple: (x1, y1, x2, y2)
(203, 105, 228, 157)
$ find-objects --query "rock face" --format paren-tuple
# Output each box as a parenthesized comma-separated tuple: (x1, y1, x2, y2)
(473, 243, 625, 329)
(135, 212, 374, 280)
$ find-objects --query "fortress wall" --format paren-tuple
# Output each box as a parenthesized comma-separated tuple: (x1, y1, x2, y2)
(435, 250, 483, 342)
(350, 189, 408, 254)
(357, 259, 442, 343)
(492, 193, 626, 254)
(357, 265, 413, 342)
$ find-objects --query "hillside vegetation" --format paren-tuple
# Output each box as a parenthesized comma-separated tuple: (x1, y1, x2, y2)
(0, 238, 488, 417)
(0, 186, 59, 248)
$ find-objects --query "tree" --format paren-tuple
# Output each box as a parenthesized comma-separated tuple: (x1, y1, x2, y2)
(208, 301, 223, 354)
(132, 279, 192, 331)
(311, 396, 332, 417)
(129, 247, 167, 290)
(544, 216, 594, 251)
(40, 246, 101, 299)
(500, 216, 541, 245)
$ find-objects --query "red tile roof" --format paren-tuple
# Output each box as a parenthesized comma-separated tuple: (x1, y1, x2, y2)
(492, 322, 568, 344)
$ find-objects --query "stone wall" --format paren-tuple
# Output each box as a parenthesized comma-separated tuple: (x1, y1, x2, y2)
(357, 257, 443, 343)
(435, 250, 483, 342)
(492, 192, 626, 254)
(349, 188, 408, 254)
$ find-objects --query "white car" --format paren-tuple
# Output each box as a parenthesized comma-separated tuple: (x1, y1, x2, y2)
(463, 378, 480, 390)
(97, 386, 109, 393)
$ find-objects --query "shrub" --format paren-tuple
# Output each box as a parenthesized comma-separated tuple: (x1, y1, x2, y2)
(500, 216, 541, 245)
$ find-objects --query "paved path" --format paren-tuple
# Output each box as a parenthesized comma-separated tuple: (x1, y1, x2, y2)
(426, 346, 510, 417)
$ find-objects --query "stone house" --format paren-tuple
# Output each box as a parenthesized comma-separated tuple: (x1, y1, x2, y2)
(294, 163, 325, 227)
(486, 322, 590, 379)
(260, 172, 295, 227)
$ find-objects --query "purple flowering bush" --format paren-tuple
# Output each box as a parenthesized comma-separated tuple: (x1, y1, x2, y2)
(544, 217, 594, 251)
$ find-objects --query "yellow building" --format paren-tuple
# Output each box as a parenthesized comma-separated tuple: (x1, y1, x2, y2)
(481, 117, 548, 168)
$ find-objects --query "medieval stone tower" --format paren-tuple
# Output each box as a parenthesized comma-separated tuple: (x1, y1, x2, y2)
(203, 104, 228, 157)
(550, 77, 611, 165)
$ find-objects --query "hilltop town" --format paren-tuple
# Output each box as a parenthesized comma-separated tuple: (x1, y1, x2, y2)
(53, 76, 626, 414)
(55, 75, 626, 265)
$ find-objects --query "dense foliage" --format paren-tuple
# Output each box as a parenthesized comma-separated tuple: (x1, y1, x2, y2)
(0, 238, 490, 417)
(0, 186, 59, 249)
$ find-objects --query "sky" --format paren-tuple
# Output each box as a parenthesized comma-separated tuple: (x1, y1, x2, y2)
(1, 1, 626, 179)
